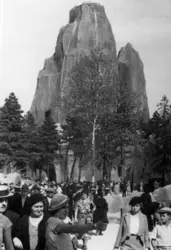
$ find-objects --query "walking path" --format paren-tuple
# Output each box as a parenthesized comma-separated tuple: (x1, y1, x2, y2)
(87, 212, 120, 250)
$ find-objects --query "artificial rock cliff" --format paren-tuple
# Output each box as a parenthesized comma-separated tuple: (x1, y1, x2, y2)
(30, 3, 150, 182)
(31, 3, 149, 125)
(118, 43, 149, 123)
(30, 3, 117, 124)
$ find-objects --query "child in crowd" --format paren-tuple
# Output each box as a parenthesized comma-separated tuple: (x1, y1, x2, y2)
(151, 207, 171, 250)
(153, 211, 162, 226)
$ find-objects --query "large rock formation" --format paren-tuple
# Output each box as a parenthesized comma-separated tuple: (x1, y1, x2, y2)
(118, 43, 149, 122)
(30, 3, 117, 124)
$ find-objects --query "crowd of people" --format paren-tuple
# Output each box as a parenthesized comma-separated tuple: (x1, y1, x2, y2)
(0, 180, 109, 250)
(0, 178, 171, 250)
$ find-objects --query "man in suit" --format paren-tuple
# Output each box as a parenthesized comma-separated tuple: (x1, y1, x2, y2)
(43, 187, 55, 214)
(8, 184, 30, 217)
(114, 196, 150, 250)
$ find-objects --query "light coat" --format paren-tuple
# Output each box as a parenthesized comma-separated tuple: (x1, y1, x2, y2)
(114, 212, 149, 249)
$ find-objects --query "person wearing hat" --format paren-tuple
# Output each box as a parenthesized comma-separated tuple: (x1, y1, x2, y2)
(31, 185, 41, 195)
(1, 187, 20, 238)
(45, 193, 106, 250)
(151, 207, 171, 250)
(114, 196, 149, 250)
(140, 184, 153, 231)
(0, 185, 14, 250)
(13, 193, 49, 250)
(42, 187, 55, 215)
(45, 187, 55, 205)
(8, 183, 30, 217)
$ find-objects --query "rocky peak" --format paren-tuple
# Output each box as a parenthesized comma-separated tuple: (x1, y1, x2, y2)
(30, 3, 117, 125)
(118, 43, 149, 122)
(69, 3, 105, 23)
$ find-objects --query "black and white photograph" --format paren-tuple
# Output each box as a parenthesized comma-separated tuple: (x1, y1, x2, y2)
(0, 0, 171, 250)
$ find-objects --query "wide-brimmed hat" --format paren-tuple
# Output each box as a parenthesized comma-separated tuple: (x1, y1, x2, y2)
(158, 207, 171, 214)
(49, 193, 68, 211)
(0, 185, 13, 198)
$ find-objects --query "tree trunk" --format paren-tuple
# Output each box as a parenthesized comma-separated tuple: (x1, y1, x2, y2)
(78, 155, 83, 182)
(49, 164, 57, 182)
(102, 140, 107, 181)
(118, 141, 123, 177)
(105, 158, 111, 182)
(162, 168, 165, 187)
(162, 153, 166, 186)
(108, 165, 111, 182)
(92, 116, 97, 183)
(70, 155, 77, 182)
(64, 146, 69, 182)
(131, 165, 134, 192)
(39, 167, 42, 181)
(102, 156, 106, 181)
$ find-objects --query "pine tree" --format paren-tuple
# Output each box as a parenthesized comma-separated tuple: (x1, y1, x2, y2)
(37, 110, 60, 181)
(22, 112, 42, 176)
(0, 92, 29, 172)
(143, 95, 171, 185)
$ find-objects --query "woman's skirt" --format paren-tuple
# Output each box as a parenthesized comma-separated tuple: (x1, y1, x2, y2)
(121, 235, 144, 250)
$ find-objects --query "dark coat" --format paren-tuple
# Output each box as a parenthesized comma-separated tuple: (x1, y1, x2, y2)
(43, 197, 51, 217)
(4, 209, 20, 225)
(8, 194, 30, 217)
(14, 213, 49, 250)
(4, 209, 20, 236)
(93, 196, 108, 224)
(140, 193, 152, 207)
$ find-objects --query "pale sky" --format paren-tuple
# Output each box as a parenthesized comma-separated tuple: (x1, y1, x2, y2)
(0, 0, 171, 117)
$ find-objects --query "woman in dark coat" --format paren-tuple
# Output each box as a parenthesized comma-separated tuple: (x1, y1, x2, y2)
(13, 194, 49, 250)
(93, 189, 108, 235)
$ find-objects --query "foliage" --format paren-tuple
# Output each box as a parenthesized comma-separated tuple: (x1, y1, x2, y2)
(62, 116, 88, 157)
(96, 82, 141, 179)
(61, 116, 90, 181)
(0, 94, 60, 181)
(36, 110, 60, 180)
(61, 47, 141, 180)
(63, 48, 117, 120)
(0, 92, 29, 170)
(141, 95, 171, 184)
(22, 112, 43, 172)
(62, 48, 118, 180)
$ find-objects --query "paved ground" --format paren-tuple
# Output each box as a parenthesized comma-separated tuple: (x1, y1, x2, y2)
(87, 212, 120, 250)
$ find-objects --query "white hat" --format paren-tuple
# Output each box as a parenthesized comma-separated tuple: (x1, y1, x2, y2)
(158, 207, 171, 214)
